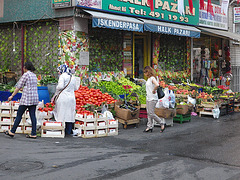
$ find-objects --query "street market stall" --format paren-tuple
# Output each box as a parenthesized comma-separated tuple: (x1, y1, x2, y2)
(1, 67, 240, 138)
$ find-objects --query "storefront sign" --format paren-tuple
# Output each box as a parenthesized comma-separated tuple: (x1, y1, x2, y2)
(52, 0, 71, 8)
(76, 0, 199, 26)
(234, 7, 240, 23)
(199, 2, 228, 30)
(92, 17, 143, 32)
(144, 23, 200, 37)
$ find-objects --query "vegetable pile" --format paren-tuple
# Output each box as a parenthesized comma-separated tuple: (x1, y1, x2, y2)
(39, 75, 58, 85)
(38, 102, 54, 112)
(75, 85, 117, 114)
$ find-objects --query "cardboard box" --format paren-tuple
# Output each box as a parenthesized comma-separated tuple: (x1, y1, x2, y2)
(115, 100, 123, 106)
(155, 108, 176, 119)
(176, 105, 193, 115)
(115, 105, 140, 120)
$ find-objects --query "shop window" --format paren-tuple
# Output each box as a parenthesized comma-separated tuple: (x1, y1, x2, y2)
(193, 34, 224, 86)
(158, 35, 187, 71)
(88, 28, 123, 72)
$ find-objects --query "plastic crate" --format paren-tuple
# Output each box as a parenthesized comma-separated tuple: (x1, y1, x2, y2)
(173, 114, 191, 124)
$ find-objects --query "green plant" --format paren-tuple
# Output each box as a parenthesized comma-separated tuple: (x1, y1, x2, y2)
(39, 75, 58, 85)
(158, 35, 187, 71)
(89, 29, 123, 72)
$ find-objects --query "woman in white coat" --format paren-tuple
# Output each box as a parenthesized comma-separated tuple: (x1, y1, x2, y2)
(52, 65, 79, 135)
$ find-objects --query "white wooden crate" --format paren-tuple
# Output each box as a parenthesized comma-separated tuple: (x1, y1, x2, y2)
(41, 121, 65, 138)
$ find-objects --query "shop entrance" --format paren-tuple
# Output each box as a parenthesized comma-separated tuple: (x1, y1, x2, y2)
(133, 33, 150, 79)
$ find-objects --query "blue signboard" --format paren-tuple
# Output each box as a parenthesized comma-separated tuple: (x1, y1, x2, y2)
(144, 23, 200, 38)
(92, 17, 143, 32)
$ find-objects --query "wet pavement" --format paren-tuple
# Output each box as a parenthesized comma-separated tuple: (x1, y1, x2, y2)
(0, 112, 240, 180)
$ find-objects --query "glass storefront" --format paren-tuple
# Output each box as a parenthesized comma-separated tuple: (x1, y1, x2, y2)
(193, 34, 229, 86)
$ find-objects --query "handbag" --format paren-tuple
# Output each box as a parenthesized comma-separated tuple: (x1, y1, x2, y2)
(157, 86, 165, 99)
(52, 76, 72, 104)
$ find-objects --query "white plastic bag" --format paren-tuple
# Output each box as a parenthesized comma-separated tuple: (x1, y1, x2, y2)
(36, 111, 48, 127)
(169, 90, 175, 108)
(187, 95, 196, 106)
(101, 104, 108, 114)
(103, 110, 114, 120)
(72, 128, 82, 137)
(212, 108, 220, 119)
(155, 100, 163, 108)
(161, 88, 169, 108)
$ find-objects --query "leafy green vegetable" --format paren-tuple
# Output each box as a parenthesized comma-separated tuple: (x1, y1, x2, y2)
(40, 75, 58, 85)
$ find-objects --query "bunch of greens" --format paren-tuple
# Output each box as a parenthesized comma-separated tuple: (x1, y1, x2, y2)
(0, 83, 15, 92)
(132, 85, 146, 104)
(39, 75, 58, 85)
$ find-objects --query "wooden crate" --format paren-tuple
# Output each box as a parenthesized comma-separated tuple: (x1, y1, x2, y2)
(0, 125, 11, 132)
(107, 127, 118, 136)
(108, 119, 118, 128)
(96, 117, 108, 129)
(200, 102, 219, 109)
(24, 126, 32, 134)
(0, 117, 11, 125)
(15, 125, 24, 134)
(41, 121, 65, 138)
(116, 117, 140, 129)
(96, 128, 108, 138)
(199, 108, 214, 117)
(74, 115, 118, 138)
(41, 130, 65, 138)
(82, 129, 96, 138)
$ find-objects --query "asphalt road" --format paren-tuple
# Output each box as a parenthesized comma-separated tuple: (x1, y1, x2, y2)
(0, 112, 240, 180)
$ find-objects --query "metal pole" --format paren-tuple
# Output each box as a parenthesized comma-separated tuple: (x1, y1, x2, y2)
(21, 24, 24, 74)
(191, 37, 193, 82)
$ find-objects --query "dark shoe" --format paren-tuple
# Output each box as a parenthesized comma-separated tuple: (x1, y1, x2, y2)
(160, 124, 166, 133)
(4, 130, 14, 138)
(143, 128, 153, 133)
(26, 134, 37, 139)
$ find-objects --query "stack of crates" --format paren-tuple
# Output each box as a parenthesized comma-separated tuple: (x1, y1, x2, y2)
(74, 113, 118, 138)
(0, 102, 31, 134)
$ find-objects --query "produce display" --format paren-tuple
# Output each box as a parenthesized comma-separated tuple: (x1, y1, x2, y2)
(74, 85, 117, 114)
(39, 75, 58, 86)
(119, 102, 138, 111)
(38, 102, 54, 112)
(3, 67, 238, 121)
(132, 85, 146, 104)
(97, 81, 126, 97)
(118, 77, 141, 91)
(0, 83, 15, 92)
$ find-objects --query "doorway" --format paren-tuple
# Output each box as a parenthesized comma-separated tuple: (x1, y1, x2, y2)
(133, 33, 150, 79)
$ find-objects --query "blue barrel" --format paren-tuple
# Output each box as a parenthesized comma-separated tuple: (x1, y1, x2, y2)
(0, 91, 22, 101)
(37, 86, 50, 103)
